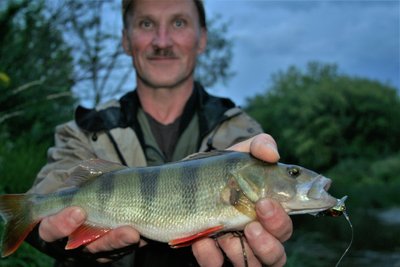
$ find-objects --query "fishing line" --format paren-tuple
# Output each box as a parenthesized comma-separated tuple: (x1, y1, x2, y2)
(316, 196, 353, 267)
(229, 231, 248, 267)
(214, 232, 249, 267)
(335, 210, 354, 267)
(238, 233, 249, 267)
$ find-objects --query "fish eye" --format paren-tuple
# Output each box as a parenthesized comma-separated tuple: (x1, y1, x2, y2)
(287, 166, 301, 178)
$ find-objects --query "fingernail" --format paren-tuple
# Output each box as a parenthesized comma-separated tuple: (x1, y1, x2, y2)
(257, 199, 275, 218)
(266, 143, 280, 159)
(70, 208, 85, 225)
(246, 222, 263, 238)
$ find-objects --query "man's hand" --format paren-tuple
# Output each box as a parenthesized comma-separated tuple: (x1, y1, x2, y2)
(39, 207, 143, 263)
(192, 133, 293, 267)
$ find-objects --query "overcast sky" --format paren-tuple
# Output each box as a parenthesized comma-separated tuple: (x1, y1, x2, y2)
(202, 0, 400, 105)
(99, 0, 399, 107)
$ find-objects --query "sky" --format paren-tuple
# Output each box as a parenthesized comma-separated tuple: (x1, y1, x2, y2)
(98, 0, 399, 107)
(201, 0, 400, 105)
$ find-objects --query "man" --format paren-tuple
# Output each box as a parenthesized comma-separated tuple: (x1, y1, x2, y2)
(27, 0, 292, 266)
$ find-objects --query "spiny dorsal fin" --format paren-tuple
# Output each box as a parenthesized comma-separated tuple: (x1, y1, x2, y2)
(66, 159, 127, 187)
(181, 150, 235, 161)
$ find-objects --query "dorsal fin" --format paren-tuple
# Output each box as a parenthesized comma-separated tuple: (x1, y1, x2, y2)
(181, 150, 235, 161)
(66, 159, 127, 187)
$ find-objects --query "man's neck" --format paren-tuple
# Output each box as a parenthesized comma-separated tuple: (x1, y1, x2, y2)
(136, 80, 194, 125)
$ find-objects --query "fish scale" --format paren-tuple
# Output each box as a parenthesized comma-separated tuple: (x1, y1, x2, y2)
(0, 150, 339, 257)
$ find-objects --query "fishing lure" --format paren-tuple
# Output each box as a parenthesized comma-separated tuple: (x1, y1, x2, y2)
(317, 196, 353, 267)
(318, 196, 348, 217)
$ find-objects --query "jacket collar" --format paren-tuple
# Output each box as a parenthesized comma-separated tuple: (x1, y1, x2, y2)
(75, 82, 236, 137)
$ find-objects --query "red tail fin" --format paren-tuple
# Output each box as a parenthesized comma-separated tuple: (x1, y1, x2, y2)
(0, 194, 38, 257)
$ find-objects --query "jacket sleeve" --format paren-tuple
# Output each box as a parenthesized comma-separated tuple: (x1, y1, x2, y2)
(28, 120, 96, 194)
(200, 108, 264, 151)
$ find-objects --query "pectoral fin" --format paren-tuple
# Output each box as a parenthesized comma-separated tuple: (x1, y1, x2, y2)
(221, 179, 256, 219)
(66, 224, 111, 250)
(234, 194, 256, 219)
(231, 167, 264, 203)
(168, 225, 224, 248)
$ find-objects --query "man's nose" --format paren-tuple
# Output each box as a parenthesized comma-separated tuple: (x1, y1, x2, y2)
(152, 26, 173, 48)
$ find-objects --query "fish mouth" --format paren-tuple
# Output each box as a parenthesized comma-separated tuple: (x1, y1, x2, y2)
(284, 175, 337, 215)
(307, 175, 332, 200)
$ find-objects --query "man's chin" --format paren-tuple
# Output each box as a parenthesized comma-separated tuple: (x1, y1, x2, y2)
(137, 73, 194, 90)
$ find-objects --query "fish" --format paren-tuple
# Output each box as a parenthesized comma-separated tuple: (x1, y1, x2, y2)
(0, 151, 339, 257)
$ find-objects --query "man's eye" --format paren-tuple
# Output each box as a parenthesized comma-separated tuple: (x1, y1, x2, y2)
(174, 19, 186, 28)
(140, 20, 153, 29)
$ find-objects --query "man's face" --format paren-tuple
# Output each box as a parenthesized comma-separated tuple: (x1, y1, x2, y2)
(122, 0, 207, 89)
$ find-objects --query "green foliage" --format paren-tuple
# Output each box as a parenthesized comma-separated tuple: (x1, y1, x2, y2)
(0, 0, 75, 142)
(0, 2, 74, 263)
(327, 153, 400, 209)
(0, 234, 53, 267)
(0, 136, 49, 194)
(245, 62, 400, 171)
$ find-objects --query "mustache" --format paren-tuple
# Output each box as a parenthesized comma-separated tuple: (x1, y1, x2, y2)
(148, 48, 176, 58)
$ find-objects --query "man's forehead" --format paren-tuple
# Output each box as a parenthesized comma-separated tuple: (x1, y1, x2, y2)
(123, 0, 197, 16)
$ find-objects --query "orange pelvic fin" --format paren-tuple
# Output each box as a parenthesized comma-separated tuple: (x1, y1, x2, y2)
(66, 223, 111, 250)
(0, 194, 39, 257)
(169, 225, 224, 248)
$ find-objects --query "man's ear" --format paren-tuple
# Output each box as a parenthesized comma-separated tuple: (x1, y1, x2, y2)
(122, 29, 132, 55)
(197, 28, 208, 55)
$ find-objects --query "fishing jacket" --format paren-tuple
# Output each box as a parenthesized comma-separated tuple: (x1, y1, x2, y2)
(27, 82, 263, 267)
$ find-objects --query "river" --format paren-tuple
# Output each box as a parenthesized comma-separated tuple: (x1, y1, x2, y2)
(286, 207, 400, 267)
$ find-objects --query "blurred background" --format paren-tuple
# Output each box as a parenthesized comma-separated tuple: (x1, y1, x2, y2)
(0, 0, 399, 266)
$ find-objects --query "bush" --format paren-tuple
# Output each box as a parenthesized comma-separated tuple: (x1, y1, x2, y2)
(327, 153, 400, 208)
(0, 136, 49, 194)
(245, 62, 400, 172)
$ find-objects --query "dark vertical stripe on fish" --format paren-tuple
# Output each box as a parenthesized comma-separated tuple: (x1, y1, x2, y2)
(97, 173, 115, 210)
(179, 161, 200, 214)
(139, 167, 160, 213)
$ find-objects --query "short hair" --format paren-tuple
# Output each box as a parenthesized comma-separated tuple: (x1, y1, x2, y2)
(122, 0, 207, 30)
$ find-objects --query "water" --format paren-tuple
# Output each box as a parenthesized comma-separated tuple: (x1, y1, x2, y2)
(343, 250, 400, 267)
(286, 207, 400, 267)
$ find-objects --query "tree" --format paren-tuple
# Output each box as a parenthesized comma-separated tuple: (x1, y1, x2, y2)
(0, 0, 75, 142)
(245, 62, 400, 171)
(0, 4, 75, 263)
(45, 0, 130, 106)
(195, 15, 234, 88)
